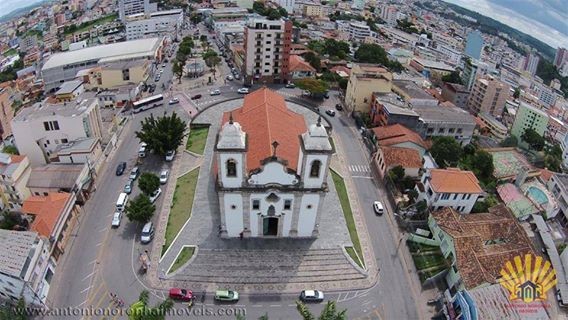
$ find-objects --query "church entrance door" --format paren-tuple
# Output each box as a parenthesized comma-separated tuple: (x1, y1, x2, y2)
(263, 217, 278, 236)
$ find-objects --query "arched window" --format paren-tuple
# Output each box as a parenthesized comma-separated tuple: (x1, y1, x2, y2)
(226, 159, 237, 177)
(309, 160, 321, 178)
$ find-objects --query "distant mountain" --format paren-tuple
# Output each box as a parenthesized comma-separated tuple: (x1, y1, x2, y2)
(0, 0, 54, 23)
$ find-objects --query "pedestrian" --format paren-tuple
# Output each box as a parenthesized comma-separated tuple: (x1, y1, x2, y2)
(239, 231, 243, 240)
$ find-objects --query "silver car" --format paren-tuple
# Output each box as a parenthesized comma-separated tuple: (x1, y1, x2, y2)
(111, 211, 122, 228)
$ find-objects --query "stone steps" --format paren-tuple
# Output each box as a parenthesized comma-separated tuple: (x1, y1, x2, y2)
(174, 273, 366, 284)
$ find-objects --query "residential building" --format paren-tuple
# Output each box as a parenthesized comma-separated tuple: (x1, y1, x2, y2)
(79, 59, 150, 90)
(0, 230, 51, 306)
(416, 168, 484, 214)
(54, 138, 102, 166)
(0, 153, 31, 211)
(11, 97, 103, 166)
(345, 64, 393, 113)
(0, 84, 16, 140)
(54, 80, 85, 102)
(415, 106, 476, 145)
(392, 80, 439, 107)
(337, 21, 373, 42)
(477, 113, 508, 142)
(548, 173, 568, 227)
(370, 95, 420, 128)
(288, 55, 315, 80)
(370, 124, 430, 156)
(554, 47, 568, 69)
(510, 102, 549, 148)
(409, 57, 454, 79)
(125, 9, 183, 41)
(461, 59, 489, 91)
(428, 204, 534, 292)
(41, 38, 163, 91)
(243, 18, 292, 85)
(380, 5, 398, 26)
(464, 30, 483, 60)
(466, 75, 510, 117)
(118, 0, 156, 21)
(26, 163, 93, 205)
(275, 0, 295, 13)
(22, 192, 79, 263)
(373, 146, 422, 179)
(215, 88, 332, 237)
(441, 82, 469, 109)
(522, 52, 540, 76)
(302, 3, 330, 19)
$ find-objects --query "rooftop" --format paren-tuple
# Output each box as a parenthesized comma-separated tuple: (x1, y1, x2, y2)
(431, 204, 535, 289)
(371, 124, 428, 149)
(55, 80, 83, 95)
(221, 88, 307, 173)
(392, 80, 436, 100)
(27, 163, 85, 190)
(381, 146, 422, 169)
(414, 106, 476, 124)
(55, 138, 99, 155)
(42, 37, 161, 70)
(289, 55, 316, 73)
(0, 230, 40, 278)
(22, 192, 73, 238)
(412, 57, 454, 71)
(14, 96, 97, 122)
(485, 148, 536, 180)
(444, 82, 468, 93)
(0, 153, 26, 177)
(428, 168, 483, 194)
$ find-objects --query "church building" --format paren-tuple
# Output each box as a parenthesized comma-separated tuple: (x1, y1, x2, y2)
(215, 88, 333, 238)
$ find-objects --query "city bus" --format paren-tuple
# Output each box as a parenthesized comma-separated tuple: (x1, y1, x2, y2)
(132, 94, 164, 113)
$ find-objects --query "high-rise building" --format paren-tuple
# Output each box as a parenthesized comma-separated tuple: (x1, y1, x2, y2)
(381, 5, 398, 26)
(275, 0, 295, 13)
(465, 30, 483, 60)
(511, 102, 549, 148)
(466, 75, 510, 117)
(522, 52, 540, 76)
(554, 47, 568, 68)
(244, 18, 292, 85)
(118, 0, 156, 21)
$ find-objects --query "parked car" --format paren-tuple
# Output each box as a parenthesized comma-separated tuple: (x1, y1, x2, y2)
(116, 162, 127, 176)
(210, 89, 221, 96)
(373, 201, 384, 215)
(149, 188, 162, 203)
(124, 179, 134, 194)
(299, 290, 324, 303)
(165, 150, 175, 162)
(237, 88, 249, 94)
(324, 92, 330, 99)
(226, 75, 234, 81)
(325, 110, 336, 117)
(214, 290, 239, 302)
(140, 222, 154, 244)
(335, 104, 343, 111)
(160, 170, 169, 184)
(111, 211, 122, 228)
(169, 288, 194, 302)
(191, 94, 202, 100)
(234, 73, 240, 80)
(285, 83, 295, 88)
(162, 63, 166, 68)
(129, 167, 140, 180)
(168, 98, 179, 105)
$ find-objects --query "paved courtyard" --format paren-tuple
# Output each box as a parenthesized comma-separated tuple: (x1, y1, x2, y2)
(156, 99, 368, 293)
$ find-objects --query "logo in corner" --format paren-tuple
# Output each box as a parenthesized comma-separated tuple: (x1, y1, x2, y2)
(499, 253, 557, 303)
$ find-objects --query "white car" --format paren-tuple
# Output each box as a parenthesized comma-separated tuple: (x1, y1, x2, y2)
(165, 150, 175, 161)
(373, 201, 384, 215)
(168, 98, 179, 105)
(111, 211, 122, 228)
(226, 75, 234, 81)
(149, 188, 162, 203)
(237, 88, 249, 94)
(210, 89, 221, 96)
(160, 170, 169, 184)
(299, 290, 324, 302)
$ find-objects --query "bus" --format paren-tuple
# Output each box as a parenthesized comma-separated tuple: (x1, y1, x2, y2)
(132, 94, 164, 113)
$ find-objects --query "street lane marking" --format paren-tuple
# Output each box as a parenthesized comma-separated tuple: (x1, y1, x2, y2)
(269, 304, 281, 307)
(80, 286, 91, 293)
(251, 305, 263, 307)
(352, 176, 373, 179)
(82, 271, 95, 282)
(96, 242, 103, 247)
(99, 227, 107, 233)
(89, 259, 97, 265)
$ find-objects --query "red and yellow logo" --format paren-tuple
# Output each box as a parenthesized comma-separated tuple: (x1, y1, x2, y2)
(499, 254, 557, 303)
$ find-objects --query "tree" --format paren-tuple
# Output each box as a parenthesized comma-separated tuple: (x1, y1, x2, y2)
(430, 136, 463, 168)
(441, 71, 463, 84)
(0, 211, 27, 230)
(128, 290, 173, 320)
(0, 298, 28, 320)
(172, 60, 184, 84)
(135, 112, 187, 156)
(2, 145, 18, 155)
(388, 165, 405, 183)
(189, 13, 202, 25)
(500, 135, 518, 147)
(303, 52, 321, 72)
(294, 78, 329, 95)
(338, 78, 348, 90)
(296, 301, 346, 320)
(354, 43, 387, 64)
(521, 128, 545, 151)
(203, 50, 221, 79)
(125, 195, 155, 224)
(138, 172, 160, 196)
(513, 87, 521, 99)
(178, 37, 194, 57)
(472, 150, 494, 180)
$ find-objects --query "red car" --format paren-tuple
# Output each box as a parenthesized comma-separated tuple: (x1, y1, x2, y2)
(191, 94, 202, 100)
(169, 288, 194, 301)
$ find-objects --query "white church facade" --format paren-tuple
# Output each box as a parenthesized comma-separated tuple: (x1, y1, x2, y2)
(215, 88, 333, 238)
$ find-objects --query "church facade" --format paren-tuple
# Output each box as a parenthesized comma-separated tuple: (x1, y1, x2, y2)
(214, 88, 333, 238)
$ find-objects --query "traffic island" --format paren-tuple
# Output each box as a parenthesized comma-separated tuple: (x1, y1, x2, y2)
(168, 246, 196, 274)
(185, 124, 209, 155)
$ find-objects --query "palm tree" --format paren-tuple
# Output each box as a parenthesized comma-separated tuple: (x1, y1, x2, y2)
(296, 301, 347, 320)
(129, 290, 174, 320)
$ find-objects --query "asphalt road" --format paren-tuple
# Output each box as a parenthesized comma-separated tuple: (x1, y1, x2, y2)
(45, 23, 423, 320)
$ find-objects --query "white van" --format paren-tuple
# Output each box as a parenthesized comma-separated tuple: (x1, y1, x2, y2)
(138, 142, 147, 158)
(116, 192, 129, 211)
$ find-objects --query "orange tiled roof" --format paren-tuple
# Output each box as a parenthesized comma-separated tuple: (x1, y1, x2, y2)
(22, 192, 72, 238)
(222, 88, 307, 173)
(429, 168, 483, 194)
(539, 168, 554, 182)
(10, 155, 26, 163)
(431, 205, 535, 289)
(381, 146, 422, 169)
(371, 124, 428, 149)
(289, 55, 316, 73)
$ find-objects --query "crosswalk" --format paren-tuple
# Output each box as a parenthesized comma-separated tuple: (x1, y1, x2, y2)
(349, 165, 371, 173)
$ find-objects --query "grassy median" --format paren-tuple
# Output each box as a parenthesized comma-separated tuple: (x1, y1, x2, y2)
(169, 246, 195, 274)
(186, 125, 209, 154)
(161, 168, 200, 257)
(331, 169, 365, 268)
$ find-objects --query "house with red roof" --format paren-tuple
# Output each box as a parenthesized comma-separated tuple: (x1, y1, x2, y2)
(215, 88, 333, 238)
(289, 55, 316, 80)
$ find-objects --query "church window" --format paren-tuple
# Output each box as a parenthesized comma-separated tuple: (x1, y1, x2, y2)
(284, 200, 292, 210)
(309, 160, 321, 178)
(226, 159, 237, 177)
(252, 200, 260, 210)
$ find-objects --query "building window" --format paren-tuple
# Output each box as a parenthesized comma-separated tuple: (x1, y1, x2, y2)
(466, 194, 472, 200)
(453, 193, 458, 200)
(309, 160, 321, 178)
(62, 138, 68, 143)
(284, 200, 292, 210)
(226, 159, 237, 177)
(441, 193, 450, 200)
(43, 121, 60, 131)
(252, 200, 260, 210)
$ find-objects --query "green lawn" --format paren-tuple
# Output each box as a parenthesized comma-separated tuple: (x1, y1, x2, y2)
(186, 125, 209, 155)
(407, 241, 448, 283)
(331, 170, 364, 267)
(345, 246, 363, 268)
(3, 48, 17, 57)
(161, 168, 200, 257)
(169, 246, 195, 274)
(65, 13, 118, 35)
